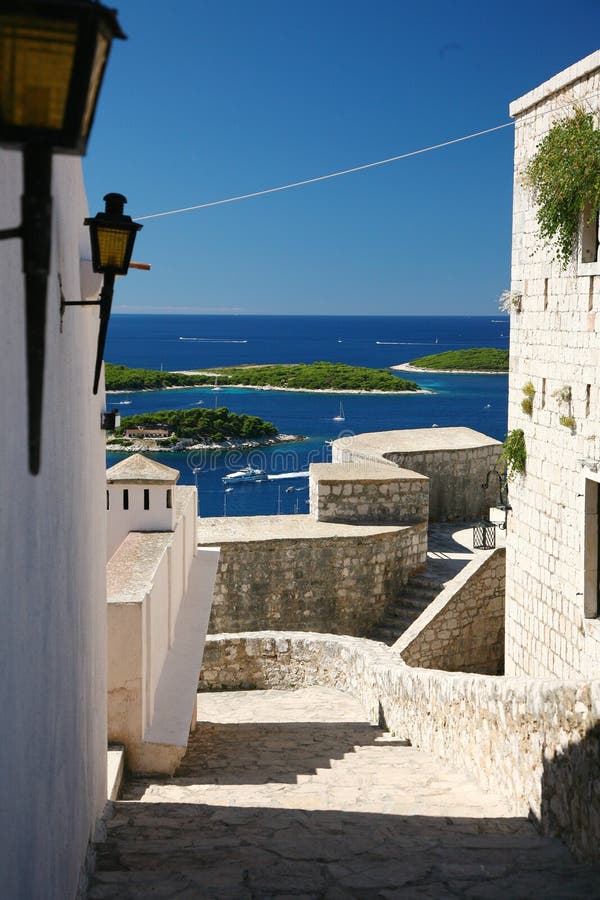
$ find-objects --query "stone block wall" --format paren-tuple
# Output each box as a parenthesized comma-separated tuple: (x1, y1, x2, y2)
(383, 445, 501, 521)
(199, 632, 600, 862)
(198, 518, 427, 636)
(506, 51, 600, 679)
(332, 429, 502, 521)
(309, 462, 429, 525)
(394, 548, 505, 674)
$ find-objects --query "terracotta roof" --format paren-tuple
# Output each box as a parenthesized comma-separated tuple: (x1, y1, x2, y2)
(106, 453, 180, 484)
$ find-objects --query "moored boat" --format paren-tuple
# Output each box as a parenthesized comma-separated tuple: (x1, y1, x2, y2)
(222, 467, 268, 484)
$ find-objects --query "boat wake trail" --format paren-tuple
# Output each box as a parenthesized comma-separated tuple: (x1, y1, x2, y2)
(179, 337, 248, 343)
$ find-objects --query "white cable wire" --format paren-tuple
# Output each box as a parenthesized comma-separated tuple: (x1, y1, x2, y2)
(134, 122, 513, 221)
(134, 91, 600, 223)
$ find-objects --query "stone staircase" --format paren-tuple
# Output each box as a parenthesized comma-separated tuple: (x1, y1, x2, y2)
(368, 573, 442, 644)
(87, 687, 594, 899)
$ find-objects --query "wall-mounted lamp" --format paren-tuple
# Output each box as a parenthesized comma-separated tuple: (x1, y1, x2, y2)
(101, 408, 120, 430)
(62, 192, 142, 392)
(0, 0, 125, 474)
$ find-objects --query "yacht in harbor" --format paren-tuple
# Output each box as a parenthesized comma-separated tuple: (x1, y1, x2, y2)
(222, 467, 268, 484)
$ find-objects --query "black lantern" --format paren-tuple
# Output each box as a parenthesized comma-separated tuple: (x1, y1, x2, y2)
(473, 520, 496, 550)
(85, 192, 142, 275)
(81, 193, 142, 394)
(0, 0, 125, 153)
(0, 0, 125, 475)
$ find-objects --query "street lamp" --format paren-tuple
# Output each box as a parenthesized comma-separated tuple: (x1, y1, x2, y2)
(0, 0, 125, 473)
(63, 192, 143, 390)
(85, 192, 142, 392)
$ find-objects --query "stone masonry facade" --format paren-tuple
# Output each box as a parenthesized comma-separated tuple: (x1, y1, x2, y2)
(200, 519, 427, 636)
(332, 428, 502, 521)
(395, 547, 505, 674)
(506, 50, 600, 678)
(309, 462, 429, 525)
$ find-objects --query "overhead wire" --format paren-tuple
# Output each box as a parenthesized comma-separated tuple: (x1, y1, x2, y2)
(133, 90, 600, 223)
(134, 122, 513, 222)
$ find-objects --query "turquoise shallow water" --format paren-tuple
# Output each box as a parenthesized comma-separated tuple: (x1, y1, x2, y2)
(105, 314, 509, 517)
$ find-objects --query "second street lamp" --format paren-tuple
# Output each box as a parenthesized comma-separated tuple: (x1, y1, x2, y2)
(85, 192, 142, 393)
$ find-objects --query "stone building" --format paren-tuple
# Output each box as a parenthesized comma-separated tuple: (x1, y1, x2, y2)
(506, 50, 600, 679)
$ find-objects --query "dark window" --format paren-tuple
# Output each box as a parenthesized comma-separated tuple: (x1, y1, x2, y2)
(106, 490, 110, 510)
(123, 489, 129, 510)
(166, 489, 172, 509)
(144, 489, 150, 510)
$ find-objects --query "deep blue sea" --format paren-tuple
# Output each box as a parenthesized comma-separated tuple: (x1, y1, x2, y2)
(105, 315, 509, 518)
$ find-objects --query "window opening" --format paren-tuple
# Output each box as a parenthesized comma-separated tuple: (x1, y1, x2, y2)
(144, 488, 150, 510)
(581, 206, 599, 264)
(123, 489, 129, 510)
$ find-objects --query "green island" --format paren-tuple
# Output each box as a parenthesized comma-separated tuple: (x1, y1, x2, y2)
(105, 363, 213, 391)
(404, 348, 509, 373)
(106, 361, 419, 393)
(113, 407, 279, 445)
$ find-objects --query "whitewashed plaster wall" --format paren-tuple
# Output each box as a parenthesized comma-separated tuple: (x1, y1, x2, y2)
(0, 149, 108, 898)
(506, 51, 600, 678)
(106, 482, 176, 560)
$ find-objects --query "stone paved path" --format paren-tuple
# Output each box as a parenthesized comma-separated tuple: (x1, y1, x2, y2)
(90, 688, 599, 899)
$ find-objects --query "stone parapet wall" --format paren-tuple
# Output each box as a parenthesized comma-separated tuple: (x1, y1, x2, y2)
(506, 52, 600, 679)
(198, 516, 427, 636)
(395, 548, 505, 674)
(309, 462, 429, 525)
(199, 632, 600, 862)
(332, 428, 502, 521)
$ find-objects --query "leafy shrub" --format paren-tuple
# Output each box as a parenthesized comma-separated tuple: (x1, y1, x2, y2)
(524, 108, 600, 268)
(502, 429, 526, 478)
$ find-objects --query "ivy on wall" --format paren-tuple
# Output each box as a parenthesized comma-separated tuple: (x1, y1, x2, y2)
(502, 429, 526, 478)
(524, 108, 600, 268)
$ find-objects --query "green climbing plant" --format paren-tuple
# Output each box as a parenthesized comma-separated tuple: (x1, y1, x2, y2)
(524, 107, 600, 268)
(521, 381, 535, 416)
(502, 429, 526, 478)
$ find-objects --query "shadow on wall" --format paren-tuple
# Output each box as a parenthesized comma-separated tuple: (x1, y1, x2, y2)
(536, 721, 600, 862)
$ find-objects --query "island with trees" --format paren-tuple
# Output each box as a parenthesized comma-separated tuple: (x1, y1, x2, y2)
(106, 361, 421, 393)
(105, 363, 213, 391)
(106, 407, 287, 452)
(393, 348, 509, 374)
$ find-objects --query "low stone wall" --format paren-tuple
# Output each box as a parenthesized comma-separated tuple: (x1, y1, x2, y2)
(198, 516, 427, 636)
(394, 548, 505, 674)
(199, 631, 600, 862)
(332, 428, 502, 521)
(309, 462, 429, 525)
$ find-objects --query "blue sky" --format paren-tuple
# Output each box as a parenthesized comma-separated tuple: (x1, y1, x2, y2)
(83, 1, 599, 316)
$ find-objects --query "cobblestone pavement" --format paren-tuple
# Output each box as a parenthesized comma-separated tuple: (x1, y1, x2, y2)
(90, 688, 599, 899)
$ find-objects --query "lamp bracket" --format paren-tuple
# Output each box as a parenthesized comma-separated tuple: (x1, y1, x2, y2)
(0, 225, 23, 241)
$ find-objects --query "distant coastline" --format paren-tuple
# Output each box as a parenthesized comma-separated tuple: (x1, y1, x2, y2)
(171, 373, 431, 396)
(106, 434, 304, 454)
(392, 363, 507, 376)
(105, 361, 430, 395)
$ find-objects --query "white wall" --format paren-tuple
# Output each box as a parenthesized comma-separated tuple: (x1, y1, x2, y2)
(107, 482, 175, 560)
(0, 150, 107, 898)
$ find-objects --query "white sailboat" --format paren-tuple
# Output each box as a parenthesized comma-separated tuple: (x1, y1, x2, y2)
(212, 375, 221, 391)
(333, 402, 345, 422)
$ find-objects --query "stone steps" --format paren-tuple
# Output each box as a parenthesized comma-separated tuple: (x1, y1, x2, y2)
(368, 574, 443, 645)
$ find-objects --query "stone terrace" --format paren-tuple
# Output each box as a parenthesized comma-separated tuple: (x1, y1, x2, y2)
(90, 687, 598, 899)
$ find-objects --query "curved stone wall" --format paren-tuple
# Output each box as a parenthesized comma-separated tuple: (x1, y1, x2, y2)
(199, 631, 600, 862)
(199, 518, 427, 635)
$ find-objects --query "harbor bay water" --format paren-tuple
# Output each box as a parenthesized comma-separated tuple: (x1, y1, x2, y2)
(105, 314, 509, 517)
